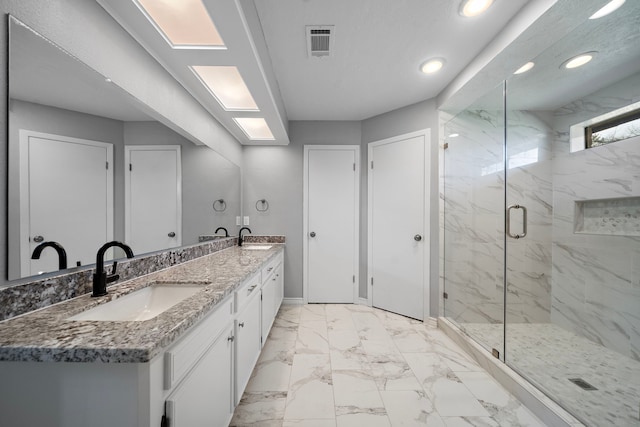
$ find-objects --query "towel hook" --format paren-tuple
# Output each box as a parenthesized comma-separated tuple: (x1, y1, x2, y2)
(255, 199, 269, 212)
(213, 199, 227, 212)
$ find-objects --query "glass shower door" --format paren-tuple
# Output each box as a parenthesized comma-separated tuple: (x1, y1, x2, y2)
(442, 83, 506, 359)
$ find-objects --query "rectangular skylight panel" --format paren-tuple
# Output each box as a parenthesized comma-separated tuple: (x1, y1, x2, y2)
(192, 66, 259, 111)
(234, 118, 275, 140)
(136, 0, 225, 48)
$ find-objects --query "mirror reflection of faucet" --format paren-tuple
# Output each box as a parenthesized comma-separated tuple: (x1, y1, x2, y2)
(215, 227, 229, 237)
(92, 241, 134, 297)
(31, 241, 68, 271)
(238, 227, 252, 246)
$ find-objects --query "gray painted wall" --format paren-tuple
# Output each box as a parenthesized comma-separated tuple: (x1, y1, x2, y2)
(243, 100, 440, 315)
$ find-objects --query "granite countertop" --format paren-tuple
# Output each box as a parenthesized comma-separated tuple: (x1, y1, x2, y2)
(0, 244, 283, 363)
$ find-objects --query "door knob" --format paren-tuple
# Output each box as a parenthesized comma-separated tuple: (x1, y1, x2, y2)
(310, 231, 316, 238)
(168, 232, 176, 237)
(33, 235, 44, 243)
(414, 234, 422, 242)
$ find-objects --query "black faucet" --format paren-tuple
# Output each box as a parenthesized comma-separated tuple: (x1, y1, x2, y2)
(215, 226, 229, 237)
(92, 241, 134, 297)
(31, 241, 68, 271)
(238, 227, 252, 246)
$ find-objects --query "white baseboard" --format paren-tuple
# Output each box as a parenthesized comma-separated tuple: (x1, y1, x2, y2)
(424, 317, 438, 328)
(357, 297, 370, 306)
(283, 297, 304, 305)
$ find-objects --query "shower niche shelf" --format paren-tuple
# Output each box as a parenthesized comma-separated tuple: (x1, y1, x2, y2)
(574, 196, 640, 236)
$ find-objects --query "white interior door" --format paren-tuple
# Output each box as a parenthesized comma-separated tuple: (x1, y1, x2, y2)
(125, 146, 181, 255)
(19, 130, 114, 276)
(368, 130, 429, 320)
(304, 146, 359, 303)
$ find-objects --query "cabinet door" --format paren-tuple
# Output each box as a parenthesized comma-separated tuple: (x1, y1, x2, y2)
(275, 263, 284, 310)
(235, 292, 262, 404)
(166, 324, 234, 427)
(261, 274, 278, 342)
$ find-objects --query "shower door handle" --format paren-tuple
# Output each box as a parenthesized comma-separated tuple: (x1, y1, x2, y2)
(506, 204, 527, 239)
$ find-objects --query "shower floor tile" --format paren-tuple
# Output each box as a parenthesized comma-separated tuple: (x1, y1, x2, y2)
(461, 322, 640, 426)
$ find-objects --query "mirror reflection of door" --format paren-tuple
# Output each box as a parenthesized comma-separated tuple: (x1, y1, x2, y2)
(19, 130, 114, 277)
(125, 145, 182, 255)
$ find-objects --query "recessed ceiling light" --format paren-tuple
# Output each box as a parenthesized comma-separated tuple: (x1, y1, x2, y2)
(514, 62, 535, 75)
(562, 52, 596, 69)
(135, 0, 225, 48)
(234, 118, 275, 140)
(191, 66, 259, 111)
(420, 58, 445, 74)
(448, 133, 460, 138)
(460, 0, 494, 17)
(589, 0, 625, 19)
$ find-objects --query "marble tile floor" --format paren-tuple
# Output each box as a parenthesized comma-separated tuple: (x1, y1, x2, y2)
(231, 304, 546, 426)
(460, 322, 640, 427)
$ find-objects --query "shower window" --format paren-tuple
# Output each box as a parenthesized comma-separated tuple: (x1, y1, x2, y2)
(586, 108, 640, 147)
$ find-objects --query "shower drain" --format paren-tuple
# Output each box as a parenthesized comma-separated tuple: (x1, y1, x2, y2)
(568, 378, 598, 391)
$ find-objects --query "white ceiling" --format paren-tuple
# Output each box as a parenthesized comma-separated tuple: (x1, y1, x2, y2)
(96, 0, 531, 143)
(254, 0, 530, 121)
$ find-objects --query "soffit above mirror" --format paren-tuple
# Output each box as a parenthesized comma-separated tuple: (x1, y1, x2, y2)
(95, 0, 290, 146)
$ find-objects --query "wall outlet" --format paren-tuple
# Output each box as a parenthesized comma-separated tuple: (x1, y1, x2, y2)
(235, 216, 241, 226)
(243, 216, 250, 226)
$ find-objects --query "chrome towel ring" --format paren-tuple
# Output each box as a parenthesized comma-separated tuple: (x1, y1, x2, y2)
(256, 199, 269, 212)
(213, 199, 227, 212)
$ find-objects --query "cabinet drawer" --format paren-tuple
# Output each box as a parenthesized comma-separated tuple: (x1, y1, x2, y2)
(164, 297, 233, 390)
(235, 272, 261, 313)
(261, 252, 283, 283)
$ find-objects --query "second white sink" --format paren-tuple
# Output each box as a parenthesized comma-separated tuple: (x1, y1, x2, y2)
(68, 283, 205, 322)
(242, 245, 272, 250)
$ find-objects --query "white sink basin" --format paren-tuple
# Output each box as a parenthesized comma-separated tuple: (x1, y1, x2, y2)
(68, 283, 205, 322)
(242, 245, 272, 250)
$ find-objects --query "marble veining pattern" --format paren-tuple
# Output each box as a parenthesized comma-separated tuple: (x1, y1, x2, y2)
(462, 322, 640, 426)
(0, 244, 284, 363)
(231, 304, 545, 426)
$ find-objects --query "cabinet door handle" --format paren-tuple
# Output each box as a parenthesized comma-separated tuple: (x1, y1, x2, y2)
(267, 267, 273, 272)
(227, 335, 234, 342)
(238, 322, 245, 328)
(247, 284, 257, 295)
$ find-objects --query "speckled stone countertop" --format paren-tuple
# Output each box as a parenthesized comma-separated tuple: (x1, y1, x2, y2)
(0, 244, 283, 363)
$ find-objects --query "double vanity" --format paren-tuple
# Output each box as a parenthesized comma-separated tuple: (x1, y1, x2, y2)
(0, 242, 284, 427)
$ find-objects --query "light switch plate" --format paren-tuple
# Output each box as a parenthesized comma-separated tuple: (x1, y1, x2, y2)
(236, 216, 241, 226)
(243, 216, 250, 225)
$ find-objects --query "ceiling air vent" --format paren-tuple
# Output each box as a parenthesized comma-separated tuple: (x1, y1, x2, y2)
(306, 25, 334, 58)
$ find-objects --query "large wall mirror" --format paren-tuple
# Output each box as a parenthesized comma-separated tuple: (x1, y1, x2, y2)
(7, 16, 241, 281)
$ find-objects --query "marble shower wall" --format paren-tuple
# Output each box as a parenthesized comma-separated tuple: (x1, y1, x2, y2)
(550, 72, 640, 362)
(443, 105, 506, 325)
(504, 110, 554, 324)
(442, 87, 554, 327)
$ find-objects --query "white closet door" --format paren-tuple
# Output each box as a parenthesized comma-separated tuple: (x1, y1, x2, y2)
(125, 146, 181, 255)
(20, 130, 113, 277)
(369, 131, 429, 320)
(304, 146, 359, 303)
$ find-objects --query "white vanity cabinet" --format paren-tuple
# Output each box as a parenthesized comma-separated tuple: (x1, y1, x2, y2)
(261, 253, 284, 343)
(234, 272, 262, 404)
(162, 298, 235, 427)
(164, 323, 234, 427)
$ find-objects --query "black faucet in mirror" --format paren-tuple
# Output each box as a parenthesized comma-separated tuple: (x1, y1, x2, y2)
(92, 241, 134, 297)
(215, 227, 229, 237)
(31, 241, 68, 271)
(238, 227, 252, 246)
